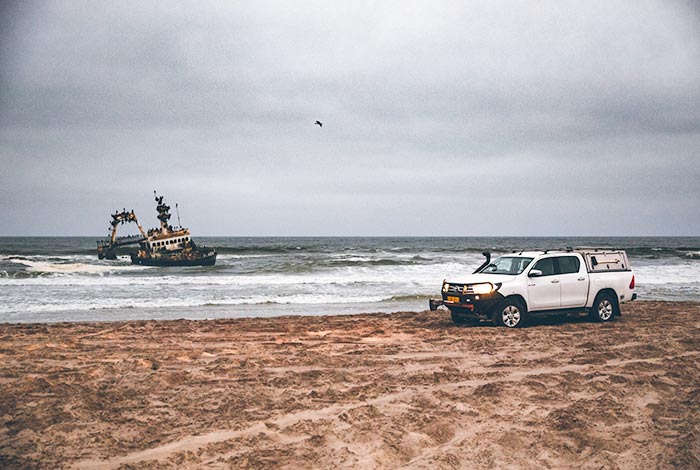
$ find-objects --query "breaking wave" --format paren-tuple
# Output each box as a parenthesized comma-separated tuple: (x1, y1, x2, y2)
(2, 236, 700, 322)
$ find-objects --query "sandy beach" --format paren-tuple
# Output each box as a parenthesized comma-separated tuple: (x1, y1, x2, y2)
(1, 300, 699, 469)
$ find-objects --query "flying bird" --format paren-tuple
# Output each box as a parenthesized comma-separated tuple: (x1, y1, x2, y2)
(315, 121, 323, 127)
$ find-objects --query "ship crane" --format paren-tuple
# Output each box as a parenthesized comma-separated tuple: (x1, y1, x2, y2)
(109, 209, 147, 243)
(97, 209, 148, 260)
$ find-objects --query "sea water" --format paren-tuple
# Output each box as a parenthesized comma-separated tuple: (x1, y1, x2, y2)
(1, 237, 699, 323)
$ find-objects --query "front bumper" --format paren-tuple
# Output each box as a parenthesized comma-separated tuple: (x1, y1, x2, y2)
(429, 291, 504, 314)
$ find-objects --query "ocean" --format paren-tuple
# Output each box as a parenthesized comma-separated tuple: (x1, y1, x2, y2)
(1, 236, 699, 323)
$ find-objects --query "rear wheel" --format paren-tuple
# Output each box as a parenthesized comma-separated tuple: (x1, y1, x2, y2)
(493, 299, 526, 328)
(590, 292, 618, 322)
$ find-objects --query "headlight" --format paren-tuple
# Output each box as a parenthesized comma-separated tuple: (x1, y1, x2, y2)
(442, 283, 450, 293)
(472, 283, 494, 294)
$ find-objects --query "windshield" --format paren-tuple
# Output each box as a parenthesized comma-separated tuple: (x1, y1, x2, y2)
(479, 256, 533, 275)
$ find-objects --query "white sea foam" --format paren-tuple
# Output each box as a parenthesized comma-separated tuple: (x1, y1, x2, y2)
(3, 256, 698, 290)
(22, 260, 126, 274)
(216, 254, 274, 260)
(2, 238, 699, 322)
(0, 292, 395, 315)
(632, 263, 700, 285)
(0, 261, 471, 287)
(3, 254, 146, 270)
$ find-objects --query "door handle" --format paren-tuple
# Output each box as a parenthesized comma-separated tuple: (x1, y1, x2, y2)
(578, 277, 585, 281)
(551, 279, 560, 284)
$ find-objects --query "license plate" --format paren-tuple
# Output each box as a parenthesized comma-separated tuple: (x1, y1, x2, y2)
(447, 296, 460, 303)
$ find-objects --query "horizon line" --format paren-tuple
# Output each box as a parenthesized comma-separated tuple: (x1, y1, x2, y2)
(1, 234, 699, 238)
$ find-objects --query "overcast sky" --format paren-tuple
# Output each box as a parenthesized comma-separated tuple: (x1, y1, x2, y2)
(1, 1, 699, 236)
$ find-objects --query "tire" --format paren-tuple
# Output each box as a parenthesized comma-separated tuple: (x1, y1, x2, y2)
(493, 298, 527, 328)
(590, 292, 618, 322)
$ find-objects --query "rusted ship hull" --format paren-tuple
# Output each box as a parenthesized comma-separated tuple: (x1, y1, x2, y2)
(130, 251, 217, 267)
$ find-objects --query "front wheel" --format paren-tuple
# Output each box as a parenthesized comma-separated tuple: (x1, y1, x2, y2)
(493, 299, 527, 328)
(590, 292, 618, 322)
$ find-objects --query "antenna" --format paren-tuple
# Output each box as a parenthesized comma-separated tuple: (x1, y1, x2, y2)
(176, 203, 181, 227)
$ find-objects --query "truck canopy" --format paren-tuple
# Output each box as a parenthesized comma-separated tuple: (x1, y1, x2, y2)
(575, 248, 631, 273)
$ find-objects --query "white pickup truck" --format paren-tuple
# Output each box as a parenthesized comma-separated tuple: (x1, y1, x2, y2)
(429, 248, 636, 327)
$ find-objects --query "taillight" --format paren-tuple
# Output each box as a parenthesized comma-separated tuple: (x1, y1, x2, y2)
(629, 275, 635, 289)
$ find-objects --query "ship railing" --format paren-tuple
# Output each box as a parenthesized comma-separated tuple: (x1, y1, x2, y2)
(96, 234, 146, 248)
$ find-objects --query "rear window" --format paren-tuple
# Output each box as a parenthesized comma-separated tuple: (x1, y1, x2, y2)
(557, 256, 580, 274)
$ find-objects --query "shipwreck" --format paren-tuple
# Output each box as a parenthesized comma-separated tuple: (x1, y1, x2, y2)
(97, 192, 217, 266)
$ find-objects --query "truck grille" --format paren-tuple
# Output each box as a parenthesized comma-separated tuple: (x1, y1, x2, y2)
(446, 284, 474, 294)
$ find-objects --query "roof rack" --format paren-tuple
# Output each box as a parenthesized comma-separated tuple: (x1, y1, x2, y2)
(572, 246, 620, 252)
(504, 247, 623, 256)
(512, 248, 573, 255)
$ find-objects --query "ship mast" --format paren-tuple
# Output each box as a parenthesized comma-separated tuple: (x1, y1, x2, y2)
(154, 190, 172, 234)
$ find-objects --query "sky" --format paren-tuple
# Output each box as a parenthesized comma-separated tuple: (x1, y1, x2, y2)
(1, 1, 699, 236)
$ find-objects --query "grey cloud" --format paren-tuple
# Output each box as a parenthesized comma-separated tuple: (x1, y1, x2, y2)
(1, 0, 699, 235)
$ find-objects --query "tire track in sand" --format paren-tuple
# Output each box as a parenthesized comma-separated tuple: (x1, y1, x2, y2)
(71, 351, 700, 469)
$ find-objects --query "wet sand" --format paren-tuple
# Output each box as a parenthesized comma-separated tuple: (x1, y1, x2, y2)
(1, 300, 699, 469)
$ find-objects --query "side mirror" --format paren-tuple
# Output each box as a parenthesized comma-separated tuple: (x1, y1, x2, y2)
(528, 269, 543, 277)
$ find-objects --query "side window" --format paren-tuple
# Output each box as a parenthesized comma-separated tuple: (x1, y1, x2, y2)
(532, 258, 555, 276)
(558, 256, 580, 274)
(513, 258, 532, 274)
